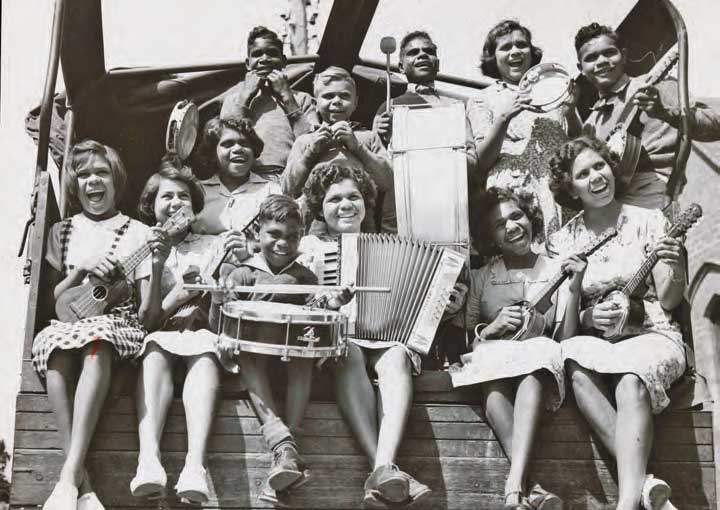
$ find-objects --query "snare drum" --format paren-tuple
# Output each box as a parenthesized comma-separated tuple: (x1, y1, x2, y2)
(518, 63, 572, 113)
(220, 301, 348, 360)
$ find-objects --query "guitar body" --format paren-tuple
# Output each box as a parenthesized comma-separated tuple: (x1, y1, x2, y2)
(55, 276, 131, 323)
(606, 128, 642, 187)
(507, 303, 548, 341)
(599, 290, 646, 343)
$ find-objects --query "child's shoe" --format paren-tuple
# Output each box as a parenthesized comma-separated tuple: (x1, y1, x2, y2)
(363, 463, 409, 505)
(642, 475, 679, 510)
(175, 463, 210, 505)
(77, 491, 106, 510)
(268, 442, 304, 491)
(129, 457, 167, 499)
(258, 477, 291, 508)
(527, 483, 562, 510)
(42, 482, 78, 510)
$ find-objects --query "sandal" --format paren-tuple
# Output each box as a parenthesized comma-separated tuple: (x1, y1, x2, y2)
(527, 483, 563, 510)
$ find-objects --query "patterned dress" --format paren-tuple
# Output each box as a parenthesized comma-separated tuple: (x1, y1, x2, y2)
(450, 255, 566, 411)
(548, 204, 686, 414)
(32, 213, 151, 376)
(467, 81, 569, 244)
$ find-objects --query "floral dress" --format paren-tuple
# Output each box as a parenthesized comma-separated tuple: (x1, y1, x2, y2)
(32, 213, 151, 376)
(450, 254, 565, 411)
(467, 81, 568, 244)
(548, 204, 686, 414)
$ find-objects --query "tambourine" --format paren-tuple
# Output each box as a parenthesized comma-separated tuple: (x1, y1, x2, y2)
(518, 63, 572, 112)
(165, 99, 199, 160)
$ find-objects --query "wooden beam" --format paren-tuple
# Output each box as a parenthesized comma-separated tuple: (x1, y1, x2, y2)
(315, 0, 378, 71)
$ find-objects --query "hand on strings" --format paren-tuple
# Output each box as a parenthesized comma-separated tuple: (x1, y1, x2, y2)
(78, 253, 121, 281)
(585, 301, 624, 331)
(482, 305, 524, 339)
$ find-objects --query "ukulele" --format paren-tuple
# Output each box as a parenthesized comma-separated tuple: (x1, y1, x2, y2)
(605, 48, 678, 186)
(494, 228, 618, 342)
(598, 203, 702, 342)
(55, 208, 194, 323)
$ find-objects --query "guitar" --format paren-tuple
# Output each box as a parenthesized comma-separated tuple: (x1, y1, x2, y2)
(491, 228, 618, 342)
(605, 48, 678, 186)
(55, 208, 194, 323)
(598, 203, 702, 342)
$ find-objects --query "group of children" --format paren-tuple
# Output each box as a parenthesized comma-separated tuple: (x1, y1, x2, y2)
(32, 17, 720, 510)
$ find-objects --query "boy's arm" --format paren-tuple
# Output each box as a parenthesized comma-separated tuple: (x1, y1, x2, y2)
(282, 134, 319, 197)
(288, 92, 320, 137)
(351, 132, 394, 192)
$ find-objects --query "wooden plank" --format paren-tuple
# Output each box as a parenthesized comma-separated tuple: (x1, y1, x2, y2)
(17, 411, 713, 446)
(11, 451, 715, 509)
(15, 394, 714, 428)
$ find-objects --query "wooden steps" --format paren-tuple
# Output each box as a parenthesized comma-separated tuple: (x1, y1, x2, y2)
(11, 369, 716, 509)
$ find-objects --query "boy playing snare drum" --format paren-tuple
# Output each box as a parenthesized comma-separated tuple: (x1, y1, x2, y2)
(209, 194, 351, 505)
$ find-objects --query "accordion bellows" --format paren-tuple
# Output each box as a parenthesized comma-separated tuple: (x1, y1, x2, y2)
(338, 234, 465, 355)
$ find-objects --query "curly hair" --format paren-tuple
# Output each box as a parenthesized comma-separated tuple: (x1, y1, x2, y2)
(137, 155, 205, 225)
(473, 187, 544, 256)
(480, 20, 543, 79)
(399, 30, 437, 60)
(64, 139, 127, 215)
(547, 135, 623, 210)
(257, 194, 304, 230)
(574, 22, 624, 54)
(196, 116, 264, 178)
(247, 26, 284, 54)
(302, 162, 377, 221)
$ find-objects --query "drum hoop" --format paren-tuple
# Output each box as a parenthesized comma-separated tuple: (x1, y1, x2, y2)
(222, 301, 344, 323)
(519, 63, 571, 112)
(222, 336, 346, 358)
(165, 100, 199, 160)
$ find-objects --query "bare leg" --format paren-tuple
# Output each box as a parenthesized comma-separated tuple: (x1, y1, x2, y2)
(333, 344, 378, 466)
(614, 374, 653, 510)
(372, 346, 412, 469)
(507, 373, 544, 494)
(183, 354, 220, 467)
(136, 343, 174, 465)
(566, 360, 617, 456)
(481, 378, 515, 458)
(285, 358, 314, 432)
(57, 342, 113, 488)
(238, 353, 280, 424)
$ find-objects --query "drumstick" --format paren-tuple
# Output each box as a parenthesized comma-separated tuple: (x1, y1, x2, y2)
(184, 283, 391, 294)
(380, 37, 397, 115)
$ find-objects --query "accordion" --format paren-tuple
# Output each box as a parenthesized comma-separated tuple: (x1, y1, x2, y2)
(309, 233, 464, 355)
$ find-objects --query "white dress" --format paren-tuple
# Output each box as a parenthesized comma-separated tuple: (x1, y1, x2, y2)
(450, 255, 566, 411)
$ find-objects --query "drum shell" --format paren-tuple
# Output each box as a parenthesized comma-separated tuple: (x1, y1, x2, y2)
(220, 301, 347, 358)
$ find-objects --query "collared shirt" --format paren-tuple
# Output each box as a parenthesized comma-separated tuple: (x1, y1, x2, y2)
(225, 252, 319, 305)
(220, 86, 319, 173)
(584, 75, 720, 181)
(192, 173, 281, 235)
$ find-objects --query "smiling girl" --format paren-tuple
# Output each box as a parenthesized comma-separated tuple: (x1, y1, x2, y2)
(548, 136, 686, 510)
(130, 159, 233, 504)
(452, 187, 586, 510)
(32, 140, 166, 510)
(468, 20, 581, 246)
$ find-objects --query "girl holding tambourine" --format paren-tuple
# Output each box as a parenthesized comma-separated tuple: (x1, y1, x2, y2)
(468, 20, 581, 246)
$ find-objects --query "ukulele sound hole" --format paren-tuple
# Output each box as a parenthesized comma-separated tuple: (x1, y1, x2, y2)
(91, 286, 108, 301)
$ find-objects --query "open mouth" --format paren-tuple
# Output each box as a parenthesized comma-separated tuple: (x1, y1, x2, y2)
(590, 181, 609, 194)
(594, 67, 614, 78)
(230, 154, 248, 164)
(415, 61, 432, 70)
(86, 190, 105, 203)
(505, 231, 525, 243)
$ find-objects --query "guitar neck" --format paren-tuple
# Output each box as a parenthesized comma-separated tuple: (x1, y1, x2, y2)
(118, 244, 152, 278)
(620, 251, 659, 297)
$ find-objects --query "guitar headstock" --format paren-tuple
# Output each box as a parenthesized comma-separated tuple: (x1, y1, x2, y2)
(646, 48, 679, 85)
(668, 203, 703, 238)
(163, 207, 195, 236)
(581, 228, 618, 258)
